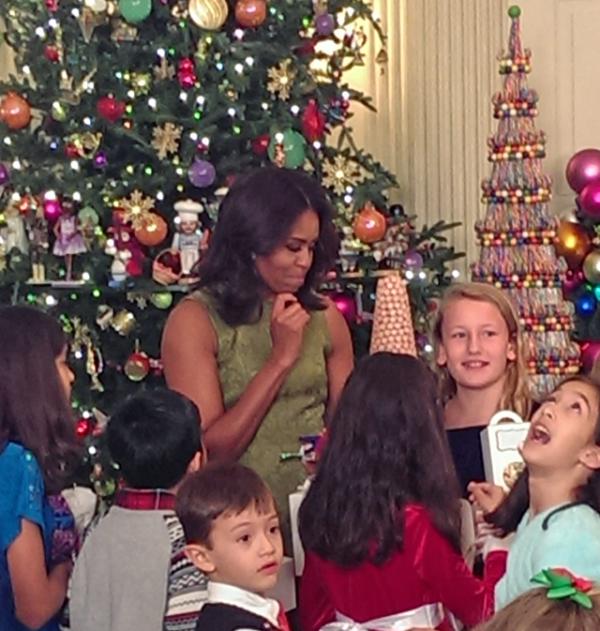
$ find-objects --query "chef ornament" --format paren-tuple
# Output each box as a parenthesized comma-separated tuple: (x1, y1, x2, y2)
(171, 199, 209, 281)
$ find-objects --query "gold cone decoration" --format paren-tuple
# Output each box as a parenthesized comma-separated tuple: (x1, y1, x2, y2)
(370, 274, 417, 356)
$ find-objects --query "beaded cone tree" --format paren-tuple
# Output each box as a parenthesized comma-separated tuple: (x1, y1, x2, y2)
(471, 5, 580, 400)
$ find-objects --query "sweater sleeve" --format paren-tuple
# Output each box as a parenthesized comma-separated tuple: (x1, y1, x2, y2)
(405, 505, 496, 628)
(299, 552, 336, 631)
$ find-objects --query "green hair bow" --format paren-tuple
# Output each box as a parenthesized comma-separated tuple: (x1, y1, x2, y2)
(531, 568, 594, 609)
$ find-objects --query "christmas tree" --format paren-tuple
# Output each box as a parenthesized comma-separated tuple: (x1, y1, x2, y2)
(0, 0, 461, 489)
(471, 5, 580, 400)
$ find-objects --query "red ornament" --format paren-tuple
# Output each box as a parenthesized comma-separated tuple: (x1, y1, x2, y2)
(124, 351, 151, 382)
(65, 143, 80, 158)
(301, 99, 326, 142)
(235, 0, 267, 28)
(44, 45, 60, 62)
(0, 92, 32, 130)
(45, 0, 59, 10)
(251, 133, 270, 156)
(96, 95, 126, 123)
(353, 203, 387, 244)
(76, 417, 94, 438)
(177, 58, 197, 89)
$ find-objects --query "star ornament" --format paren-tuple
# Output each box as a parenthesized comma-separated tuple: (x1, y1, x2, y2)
(322, 155, 361, 195)
(117, 190, 155, 229)
(267, 59, 296, 101)
(151, 122, 182, 160)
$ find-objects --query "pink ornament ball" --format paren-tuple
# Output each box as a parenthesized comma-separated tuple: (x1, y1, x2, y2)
(566, 149, 600, 194)
(579, 182, 600, 218)
(330, 291, 357, 325)
(580, 340, 600, 373)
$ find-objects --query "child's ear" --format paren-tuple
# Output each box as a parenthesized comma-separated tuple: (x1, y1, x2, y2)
(187, 451, 203, 474)
(436, 344, 447, 367)
(580, 445, 600, 471)
(506, 339, 517, 362)
(185, 543, 215, 574)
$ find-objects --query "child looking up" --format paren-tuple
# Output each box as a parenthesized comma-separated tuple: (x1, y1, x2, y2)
(472, 375, 600, 609)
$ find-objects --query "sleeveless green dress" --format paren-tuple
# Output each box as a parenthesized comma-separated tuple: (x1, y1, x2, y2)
(188, 290, 330, 541)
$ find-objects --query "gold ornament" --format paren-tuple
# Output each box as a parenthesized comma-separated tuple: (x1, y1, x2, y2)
(322, 155, 361, 195)
(116, 190, 155, 229)
(111, 18, 138, 42)
(370, 275, 417, 356)
(79, 7, 108, 43)
(152, 122, 182, 160)
(67, 132, 102, 159)
(111, 309, 137, 336)
(189, 0, 229, 30)
(66, 317, 104, 391)
(154, 58, 176, 81)
(129, 72, 152, 95)
(583, 249, 600, 285)
(171, 0, 189, 19)
(267, 59, 296, 101)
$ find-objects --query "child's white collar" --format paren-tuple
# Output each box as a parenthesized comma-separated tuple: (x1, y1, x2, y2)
(207, 581, 281, 627)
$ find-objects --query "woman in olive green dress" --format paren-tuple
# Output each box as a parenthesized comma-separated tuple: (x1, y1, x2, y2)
(161, 167, 354, 542)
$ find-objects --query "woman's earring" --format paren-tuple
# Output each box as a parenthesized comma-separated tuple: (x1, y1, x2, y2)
(251, 252, 256, 260)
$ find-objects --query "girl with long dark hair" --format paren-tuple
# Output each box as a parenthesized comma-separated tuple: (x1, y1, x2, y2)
(471, 375, 600, 609)
(299, 353, 498, 631)
(0, 306, 81, 630)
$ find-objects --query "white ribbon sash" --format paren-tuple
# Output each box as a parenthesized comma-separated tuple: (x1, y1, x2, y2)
(318, 602, 445, 630)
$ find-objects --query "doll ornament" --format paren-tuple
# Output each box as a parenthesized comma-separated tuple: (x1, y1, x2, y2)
(27, 206, 49, 283)
(52, 200, 87, 281)
(171, 199, 209, 282)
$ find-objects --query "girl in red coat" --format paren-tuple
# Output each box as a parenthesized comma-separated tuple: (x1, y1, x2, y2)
(299, 353, 501, 631)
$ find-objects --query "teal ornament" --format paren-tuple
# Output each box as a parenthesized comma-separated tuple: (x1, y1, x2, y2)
(267, 129, 307, 169)
(119, 0, 152, 23)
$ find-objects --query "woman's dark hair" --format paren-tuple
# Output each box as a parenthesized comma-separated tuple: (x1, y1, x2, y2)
(0, 306, 80, 493)
(176, 462, 274, 546)
(107, 388, 202, 489)
(488, 375, 600, 534)
(299, 352, 462, 567)
(197, 166, 338, 326)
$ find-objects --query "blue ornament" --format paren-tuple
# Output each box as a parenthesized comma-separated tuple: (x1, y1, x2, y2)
(576, 290, 597, 318)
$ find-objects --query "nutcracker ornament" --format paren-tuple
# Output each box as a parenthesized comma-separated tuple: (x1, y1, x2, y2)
(27, 205, 49, 283)
(52, 199, 87, 281)
(1, 200, 29, 255)
(171, 199, 209, 281)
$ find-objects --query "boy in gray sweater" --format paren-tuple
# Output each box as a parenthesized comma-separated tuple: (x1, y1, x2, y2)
(70, 388, 207, 631)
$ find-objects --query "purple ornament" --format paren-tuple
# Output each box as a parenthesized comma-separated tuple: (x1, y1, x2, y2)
(0, 163, 9, 186)
(566, 149, 600, 194)
(94, 152, 108, 169)
(315, 12, 335, 37)
(330, 291, 357, 325)
(580, 182, 600, 218)
(43, 198, 62, 221)
(404, 250, 424, 269)
(188, 158, 216, 188)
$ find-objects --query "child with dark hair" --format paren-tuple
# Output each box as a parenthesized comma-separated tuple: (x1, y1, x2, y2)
(70, 388, 207, 631)
(299, 353, 502, 631)
(0, 306, 81, 631)
(471, 375, 600, 609)
(176, 462, 290, 631)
